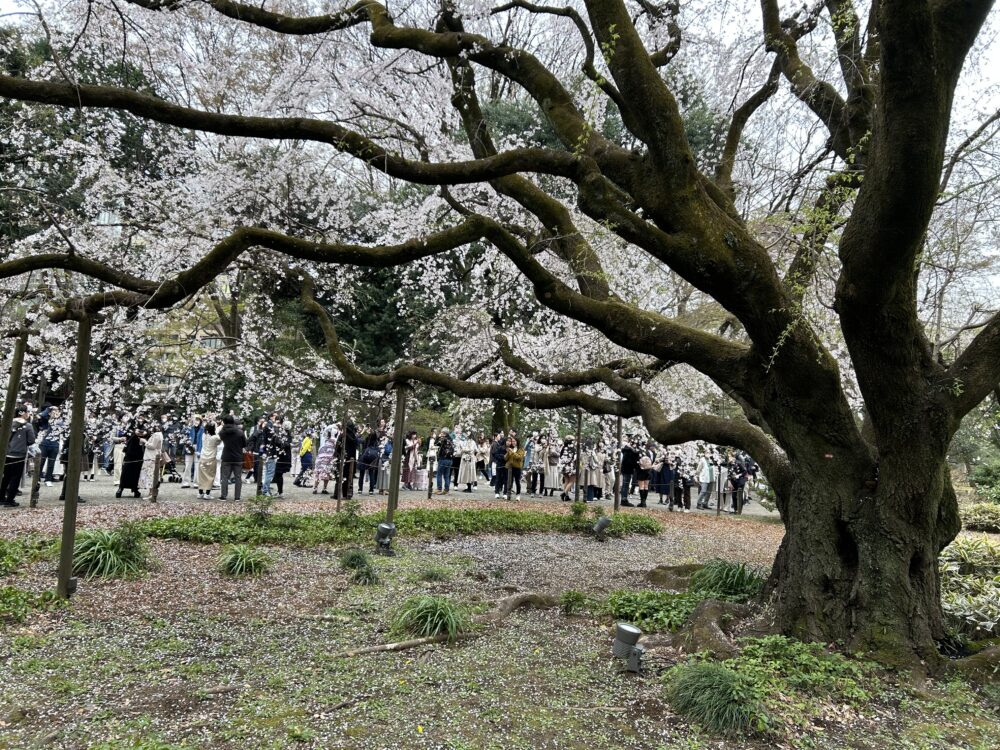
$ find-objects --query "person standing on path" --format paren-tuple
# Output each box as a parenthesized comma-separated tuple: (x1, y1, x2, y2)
(218, 415, 246, 501)
(1, 406, 35, 507)
(619, 438, 640, 507)
(434, 428, 454, 495)
(197, 422, 221, 499)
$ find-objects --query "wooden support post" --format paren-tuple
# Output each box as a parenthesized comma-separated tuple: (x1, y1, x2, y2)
(385, 383, 407, 524)
(336, 402, 348, 512)
(385, 383, 410, 523)
(613, 416, 622, 514)
(56, 315, 92, 599)
(0, 329, 28, 481)
(573, 407, 582, 503)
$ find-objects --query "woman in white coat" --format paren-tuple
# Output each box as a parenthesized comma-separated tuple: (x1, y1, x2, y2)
(457, 435, 478, 492)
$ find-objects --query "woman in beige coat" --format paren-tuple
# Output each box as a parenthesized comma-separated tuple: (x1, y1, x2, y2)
(198, 422, 221, 499)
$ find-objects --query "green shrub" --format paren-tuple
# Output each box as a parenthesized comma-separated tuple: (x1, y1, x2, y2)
(962, 503, 1000, 533)
(0, 586, 59, 624)
(245, 495, 274, 525)
(940, 535, 1000, 636)
(570, 501, 586, 520)
(392, 595, 470, 641)
(605, 590, 705, 632)
(351, 563, 380, 585)
(73, 525, 150, 579)
(689, 559, 766, 602)
(339, 548, 372, 571)
(665, 662, 768, 736)
(0, 538, 24, 576)
(560, 589, 591, 615)
(337, 497, 363, 528)
(727, 635, 872, 703)
(218, 544, 271, 577)
(970, 459, 1000, 498)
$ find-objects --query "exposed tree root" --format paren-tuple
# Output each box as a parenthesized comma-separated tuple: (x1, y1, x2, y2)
(952, 645, 1000, 684)
(327, 591, 560, 658)
(640, 599, 751, 659)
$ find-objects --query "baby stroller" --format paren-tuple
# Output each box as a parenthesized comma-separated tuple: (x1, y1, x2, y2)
(162, 457, 185, 484)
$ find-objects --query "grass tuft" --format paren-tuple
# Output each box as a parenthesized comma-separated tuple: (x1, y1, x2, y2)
(392, 595, 470, 641)
(351, 562, 380, 585)
(218, 544, 271, 577)
(689, 559, 766, 601)
(339, 548, 372, 571)
(666, 661, 768, 736)
(72, 524, 150, 579)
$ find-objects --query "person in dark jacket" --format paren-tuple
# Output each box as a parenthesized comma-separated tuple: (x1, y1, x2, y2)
(335, 421, 358, 498)
(435, 428, 455, 495)
(619, 438, 640, 507)
(116, 418, 146, 498)
(272, 420, 293, 499)
(218, 415, 247, 501)
(358, 432, 379, 495)
(2, 406, 35, 507)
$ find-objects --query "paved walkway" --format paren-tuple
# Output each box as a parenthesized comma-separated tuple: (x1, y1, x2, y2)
(7, 470, 777, 519)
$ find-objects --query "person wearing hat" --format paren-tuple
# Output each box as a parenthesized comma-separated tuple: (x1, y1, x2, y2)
(2, 406, 36, 507)
(434, 428, 455, 495)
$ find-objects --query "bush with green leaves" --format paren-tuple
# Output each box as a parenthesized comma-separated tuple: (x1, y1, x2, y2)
(0, 586, 59, 624)
(0, 538, 24, 576)
(970, 458, 1000, 501)
(72, 524, 150, 579)
(218, 544, 271, 577)
(726, 635, 873, 704)
(245, 495, 274, 525)
(962, 503, 1000, 533)
(689, 559, 766, 602)
(939, 535, 1000, 636)
(560, 589, 592, 615)
(665, 662, 768, 736)
(392, 595, 470, 641)
(604, 590, 706, 632)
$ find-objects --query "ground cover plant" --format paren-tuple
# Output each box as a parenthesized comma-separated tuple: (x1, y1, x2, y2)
(138, 507, 662, 546)
(218, 544, 271, 577)
(961, 503, 1000, 533)
(939, 535, 1000, 637)
(72, 524, 151, 580)
(391, 594, 471, 641)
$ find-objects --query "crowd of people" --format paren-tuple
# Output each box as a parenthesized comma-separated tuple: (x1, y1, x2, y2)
(2, 401, 761, 513)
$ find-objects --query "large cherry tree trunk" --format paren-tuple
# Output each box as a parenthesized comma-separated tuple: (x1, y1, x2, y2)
(768, 450, 960, 664)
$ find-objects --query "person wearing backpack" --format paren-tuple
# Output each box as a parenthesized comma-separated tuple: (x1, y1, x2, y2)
(434, 428, 454, 495)
(2, 406, 35, 507)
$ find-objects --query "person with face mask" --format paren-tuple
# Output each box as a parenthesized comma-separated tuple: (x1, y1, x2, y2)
(182, 415, 204, 489)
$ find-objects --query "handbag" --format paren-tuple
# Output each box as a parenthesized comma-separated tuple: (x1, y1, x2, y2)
(242, 450, 254, 471)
